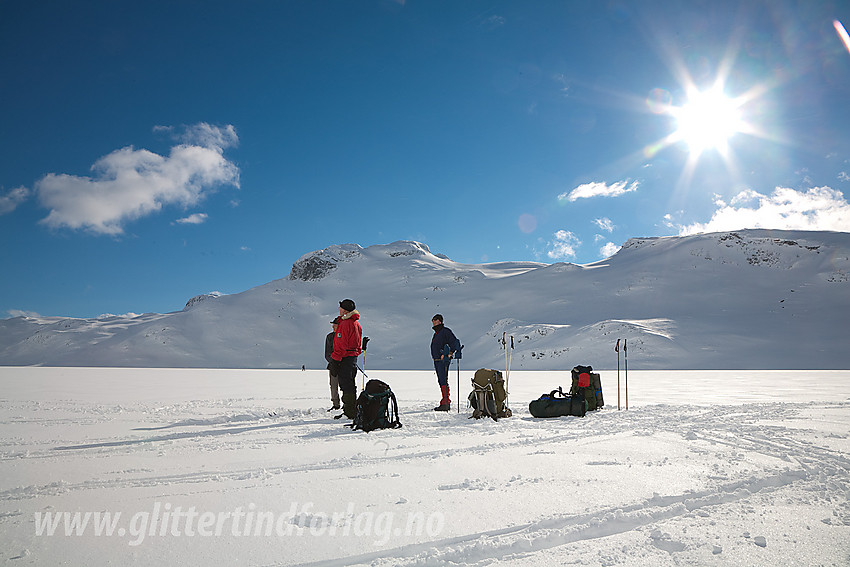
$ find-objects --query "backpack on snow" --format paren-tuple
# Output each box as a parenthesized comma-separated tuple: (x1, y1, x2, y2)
(570, 365, 604, 411)
(528, 386, 587, 418)
(468, 368, 512, 420)
(350, 379, 402, 432)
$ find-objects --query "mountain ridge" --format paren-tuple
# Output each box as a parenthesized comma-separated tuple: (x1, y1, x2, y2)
(1, 229, 848, 370)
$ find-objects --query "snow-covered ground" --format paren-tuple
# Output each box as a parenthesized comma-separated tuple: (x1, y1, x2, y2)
(1, 367, 848, 566)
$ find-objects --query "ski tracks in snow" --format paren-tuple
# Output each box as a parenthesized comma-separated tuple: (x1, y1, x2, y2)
(291, 468, 808, 567)
(284, 401, 850, 566)
(1, 389, 848, 566)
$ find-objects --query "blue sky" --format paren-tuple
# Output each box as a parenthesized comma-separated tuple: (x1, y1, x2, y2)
(2, 0, 849, 319)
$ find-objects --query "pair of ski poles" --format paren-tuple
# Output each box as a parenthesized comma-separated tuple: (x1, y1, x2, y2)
(615, 338, 628, 410)
(452, 334, 511, 415)
(454, 345, 463, 413)
(503, 332, 513, 412)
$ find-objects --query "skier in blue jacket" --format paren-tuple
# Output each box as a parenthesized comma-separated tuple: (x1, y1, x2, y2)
(430, 314, 461, 411)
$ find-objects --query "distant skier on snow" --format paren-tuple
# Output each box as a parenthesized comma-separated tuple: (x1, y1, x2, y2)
(329, 299, 362, 419)
(430, 314, 461, 412)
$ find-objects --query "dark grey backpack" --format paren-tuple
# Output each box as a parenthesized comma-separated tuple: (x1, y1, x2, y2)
(349, 379, 402, 432)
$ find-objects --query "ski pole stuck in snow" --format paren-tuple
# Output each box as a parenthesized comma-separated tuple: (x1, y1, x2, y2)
(615, 339, 621, 411)
(624, 338, 629, 410)
(361, 336, 370, 389)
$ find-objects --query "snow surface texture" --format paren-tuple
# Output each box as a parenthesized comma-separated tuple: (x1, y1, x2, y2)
(1, 229, 849, 369)
(0, 367, 848, 566)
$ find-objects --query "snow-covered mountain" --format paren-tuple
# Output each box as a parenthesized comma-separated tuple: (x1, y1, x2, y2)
(1, 229, 848, 369)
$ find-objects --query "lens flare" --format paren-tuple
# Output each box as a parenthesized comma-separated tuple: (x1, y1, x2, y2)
(835, 20, 850, 55)
(646, 88, 672, 114)
(518, 213, 537, 234)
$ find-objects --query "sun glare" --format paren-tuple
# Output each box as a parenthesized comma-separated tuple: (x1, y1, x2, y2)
(670, 86, 745, 156)
(638, 31, 781, 196)
(641, 67, 769, 193)
(644, 77, 758, 165)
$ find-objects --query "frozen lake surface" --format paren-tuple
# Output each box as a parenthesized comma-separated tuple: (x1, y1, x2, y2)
(1, 367, 848, 566)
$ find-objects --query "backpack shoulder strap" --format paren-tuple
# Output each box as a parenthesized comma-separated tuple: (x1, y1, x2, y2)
(388, 391, 402, 429)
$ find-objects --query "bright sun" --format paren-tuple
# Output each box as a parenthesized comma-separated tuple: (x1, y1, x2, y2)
(671, 86, 744, 155)
(641, 47, 771, 189)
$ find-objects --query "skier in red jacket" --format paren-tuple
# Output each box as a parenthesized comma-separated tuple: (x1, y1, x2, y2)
(330, 299, 362, 419)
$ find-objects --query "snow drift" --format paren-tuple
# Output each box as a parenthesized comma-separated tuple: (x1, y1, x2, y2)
(1, 229, 848, 369)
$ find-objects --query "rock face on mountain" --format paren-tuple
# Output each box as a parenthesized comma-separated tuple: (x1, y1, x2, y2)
(288, 244, 364, 281)
(287, 241, 441, 281)
(183, 292, 222, 310)
(1, 231, 848, 369)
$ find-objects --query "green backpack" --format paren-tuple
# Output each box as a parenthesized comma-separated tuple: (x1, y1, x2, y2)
(469, 368, 512, 420)
(570, 365, 603, 411)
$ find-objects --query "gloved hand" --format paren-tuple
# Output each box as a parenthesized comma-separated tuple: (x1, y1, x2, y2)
(328, 358, 341, 376)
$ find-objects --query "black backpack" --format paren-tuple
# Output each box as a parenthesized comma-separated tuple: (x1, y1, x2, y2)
(349, 379, 402, 432)
(528, 386, 587, 418)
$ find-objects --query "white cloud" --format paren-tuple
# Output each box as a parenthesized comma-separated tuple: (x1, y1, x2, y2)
(0, 186, 30, 214)
(559, 179, 638, 202)
(678, 186, 850, 235)
(175, 213, 208, 225)
(839, 171, 850, 182)
(36, 123, 239, 235)
(600, 242, 621, 258)
(729, 189, 761, 206)
(594, 217, 615, 232)
(482, 15, 505, 29)
(547, 230, 581, 260)
(178, 123, 239, 150)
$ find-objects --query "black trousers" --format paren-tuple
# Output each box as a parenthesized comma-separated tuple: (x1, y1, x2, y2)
(338, 356, 358, 394)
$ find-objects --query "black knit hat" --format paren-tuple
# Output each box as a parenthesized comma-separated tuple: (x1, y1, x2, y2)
(339, 299, 356, 312)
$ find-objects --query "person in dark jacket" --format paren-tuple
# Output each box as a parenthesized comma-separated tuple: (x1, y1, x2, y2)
(324, 317, 341, 410)
(430, 314, 461, 411)
(329, 299, 362, 419)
